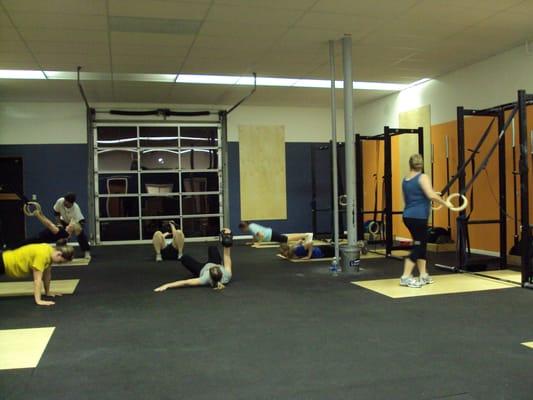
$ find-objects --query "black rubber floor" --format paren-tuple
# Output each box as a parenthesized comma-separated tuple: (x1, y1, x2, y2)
(1, 243, 532, 400)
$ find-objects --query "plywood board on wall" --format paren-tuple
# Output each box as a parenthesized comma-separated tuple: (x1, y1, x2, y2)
(239, 125, 287, 220)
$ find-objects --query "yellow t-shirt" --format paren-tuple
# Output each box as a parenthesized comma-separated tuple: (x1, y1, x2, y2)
(2, 244, 53, 278)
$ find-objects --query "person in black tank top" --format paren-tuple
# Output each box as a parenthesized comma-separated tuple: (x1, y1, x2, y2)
(400, 154, 448, 288)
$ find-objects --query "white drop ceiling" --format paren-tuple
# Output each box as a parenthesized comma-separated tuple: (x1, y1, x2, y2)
(1, 0, 533, 106)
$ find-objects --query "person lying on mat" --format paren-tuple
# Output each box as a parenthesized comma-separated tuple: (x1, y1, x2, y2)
(16, 209, 82, 250)
(238, 221, 311, 244)
(154, 228, 233, 292)
(0, 241, 74, 306)
(152, 220, 183, 262)
(279, 242, 335, 260)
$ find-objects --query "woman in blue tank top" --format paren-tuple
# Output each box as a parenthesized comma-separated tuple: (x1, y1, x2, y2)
(400, 154, 448, 288)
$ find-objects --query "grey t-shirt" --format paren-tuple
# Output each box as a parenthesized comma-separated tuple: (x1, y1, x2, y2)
(198, 263, 232, 286)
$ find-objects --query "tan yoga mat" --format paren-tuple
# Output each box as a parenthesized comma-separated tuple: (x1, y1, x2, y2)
(0, 279, 79, 297)
(0, 327, 55, 370)
(52, 257, 91, 267)
(479, 269, 521, 284)
(352, 273, 516, 299)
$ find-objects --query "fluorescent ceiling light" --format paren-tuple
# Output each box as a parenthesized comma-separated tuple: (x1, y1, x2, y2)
(404, 78, 431, 89)
(176, 74, 239, 85)
(0, 70, 46, 79)
(0, 69, 430, 92)
(354, 81, 408, 91)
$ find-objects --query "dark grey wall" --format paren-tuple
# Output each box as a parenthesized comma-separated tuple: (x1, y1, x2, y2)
(0, 144, 88, 237)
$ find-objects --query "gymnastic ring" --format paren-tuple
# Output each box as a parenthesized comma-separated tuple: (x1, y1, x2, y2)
(446, 193, 468, 212)
(23, 201, 41, 217)
(368, 220, 380, 235)
(338, 195, 347, 207)
(432, 192, 443, 211)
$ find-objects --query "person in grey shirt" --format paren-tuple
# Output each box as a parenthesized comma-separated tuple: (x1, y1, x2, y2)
(154, 228, 233, 292)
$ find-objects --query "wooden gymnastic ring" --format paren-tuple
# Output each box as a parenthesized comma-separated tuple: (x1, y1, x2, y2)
(446, 193, 468, 212)
(23, 201, 41, 217)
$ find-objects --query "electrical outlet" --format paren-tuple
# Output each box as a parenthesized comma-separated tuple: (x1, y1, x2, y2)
(32, 194, 37, 200)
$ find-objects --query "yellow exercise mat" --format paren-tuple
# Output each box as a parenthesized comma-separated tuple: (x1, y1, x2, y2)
(521, 341, 533, 349)
(0, 279, 79, 297)
(0, 327, 55, 370)
(478, 269, 521, 284)
(252, 243, 280, 249)
(352, 273, 516, 299)
(361, 252, 386, 259)
(52, 257, 91, 267)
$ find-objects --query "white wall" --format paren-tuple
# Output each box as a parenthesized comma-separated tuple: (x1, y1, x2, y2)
(0, 101, 347, 145)
(355, 43, 533, 132)
(0, 102, 87, 144)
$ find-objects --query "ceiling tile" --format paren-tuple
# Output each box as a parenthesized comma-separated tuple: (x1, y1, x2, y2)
(214, 0, 316, 10)
(1, 0, 106, 16)
(180, 56, 252, 75)
(111, 43, 189, 57)
(8, 13, 107, 30)
(206, 4, 302, 26)
(17, 29, 109, 43)
(27, 41, 109, 56)
(35, 53, 111, 71)
(0, 26, 21, 41)
(110, 31, 195, 48)
(108, 0, 209, 19)
(295, 12, 382, 35)
(199, 21, 285, 41)
(311, 0, 420, 17)
(112, 55, 184, 73)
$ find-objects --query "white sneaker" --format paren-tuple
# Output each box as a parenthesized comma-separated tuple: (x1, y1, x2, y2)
(420, 274, 434, 285)
(84, 251, 91, 259)
(399, 276, 422, 288)
(155, 254, 162, 262)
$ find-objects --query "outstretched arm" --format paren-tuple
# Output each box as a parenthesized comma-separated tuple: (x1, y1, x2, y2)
(154, 278, 202, 292)
(35, 211, 60, 234)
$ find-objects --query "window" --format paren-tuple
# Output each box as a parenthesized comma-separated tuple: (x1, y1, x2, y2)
(94, 124, 222, 243)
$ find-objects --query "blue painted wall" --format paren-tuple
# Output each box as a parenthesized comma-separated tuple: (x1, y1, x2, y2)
(1, 142, 324, 239)
(228, 142, 319, 234)
(0, 144, 88, 237)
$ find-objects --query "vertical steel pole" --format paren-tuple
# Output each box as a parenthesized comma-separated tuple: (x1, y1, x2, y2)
(220, 112, 230, 228)
(497, 110, 507, 269)
(342, 35, 357, 252)
(384, 127, 393, 255)
(456, 107, 467, 269)
(517, 90, 531, 285)
(329, 40, 340, 263)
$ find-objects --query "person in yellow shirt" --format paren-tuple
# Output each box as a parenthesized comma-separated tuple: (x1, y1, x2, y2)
(0, 241, 74, 306)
